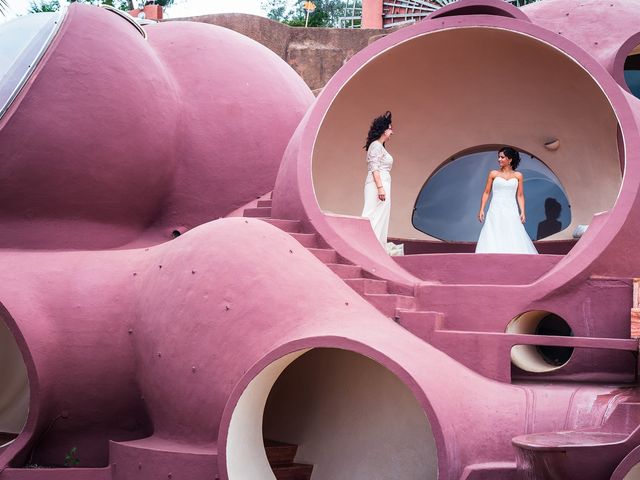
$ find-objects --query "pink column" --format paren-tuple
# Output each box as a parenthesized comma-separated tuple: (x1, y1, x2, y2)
(361, 0, 383, 29)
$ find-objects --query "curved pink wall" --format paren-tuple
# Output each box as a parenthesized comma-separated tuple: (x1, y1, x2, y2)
(311, 26, 621, 241)
(272, 3, 640, 304)
(0, 4, 313, 249)
(2, 1, 640, 479)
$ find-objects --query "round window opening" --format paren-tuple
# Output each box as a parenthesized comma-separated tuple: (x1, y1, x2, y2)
(624, 44, 640, 99)
(226, 348, 438, 480)
(506, 310, 574, 373)
(412, 150, 571, 242)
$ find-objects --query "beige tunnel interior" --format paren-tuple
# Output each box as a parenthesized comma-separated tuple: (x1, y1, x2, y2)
(312, 27, 622, 241)
(0, 319, 29, 447)
(262, 349, 437, 480)
(226, 348, 437, 480)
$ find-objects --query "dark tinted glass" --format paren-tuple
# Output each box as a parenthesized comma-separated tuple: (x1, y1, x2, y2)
(624, 54, 640, 99)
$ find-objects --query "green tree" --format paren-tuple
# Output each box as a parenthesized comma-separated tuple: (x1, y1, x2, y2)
(262, 0, 545, 28)
(262, 0, 355, 28)
(26, 0, 174, 13)
(261, 0, 288, 22)
(291, 0, 351, 27)
(29, 0, 60, 12)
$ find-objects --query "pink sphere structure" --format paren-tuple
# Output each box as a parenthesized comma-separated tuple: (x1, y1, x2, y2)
(2, 1, 640, 479)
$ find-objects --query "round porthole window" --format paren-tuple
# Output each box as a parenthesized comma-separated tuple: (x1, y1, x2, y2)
(506, 310, 574, 373)
(624, 45, 640, 99)
(412, 150, 571, 242)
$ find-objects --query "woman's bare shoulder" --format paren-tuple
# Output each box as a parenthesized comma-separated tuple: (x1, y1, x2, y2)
(488, 170, 499, 178)
(514, 171, 524, 179)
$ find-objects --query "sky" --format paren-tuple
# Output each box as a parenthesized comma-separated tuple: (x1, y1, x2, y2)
(1, 0, 276, 22)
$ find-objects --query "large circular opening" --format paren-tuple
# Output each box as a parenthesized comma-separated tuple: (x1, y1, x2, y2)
(312, 27, 621, 246)
(622, 462, 640, 479)
(226, 348, 437, 480)
(413, 149, 571, 242)
(506, 310, 574, 373)
(0, 318, 29, 447)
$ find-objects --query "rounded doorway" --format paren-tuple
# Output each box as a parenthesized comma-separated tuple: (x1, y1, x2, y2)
(225, 348, 437, 480)
(0, 318, 29, 448)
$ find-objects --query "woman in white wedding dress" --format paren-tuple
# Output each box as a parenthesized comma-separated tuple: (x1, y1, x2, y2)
(361, 111, 403, 256)
(476, 147, 538, 254)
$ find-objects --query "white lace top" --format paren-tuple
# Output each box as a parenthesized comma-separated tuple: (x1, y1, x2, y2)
(366, 140, 393, 174)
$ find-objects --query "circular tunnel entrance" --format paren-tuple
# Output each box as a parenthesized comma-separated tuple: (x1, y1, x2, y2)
(226, 348, 437, 480)
(0, 318, 29, 448)
(311, 26, 622, 246)
(506, 310, 574, 373)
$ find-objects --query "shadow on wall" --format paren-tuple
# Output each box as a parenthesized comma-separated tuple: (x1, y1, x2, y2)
(537, 197, 563, 240)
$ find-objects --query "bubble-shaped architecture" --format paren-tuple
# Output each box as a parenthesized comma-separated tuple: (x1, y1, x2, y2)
(2, 1, 640, 479)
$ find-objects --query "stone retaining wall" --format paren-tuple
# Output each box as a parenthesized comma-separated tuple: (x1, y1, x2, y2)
(166, 13, 391, 93)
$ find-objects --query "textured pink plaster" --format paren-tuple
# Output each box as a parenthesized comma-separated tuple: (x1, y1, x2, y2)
(430, 0, 530, 22)
(2, 1, 640, 479)
(0, 217, 585, 478)
(524, 0, 640, 77)
(272, 2, 640, 342)
(0, 4, 313, 249)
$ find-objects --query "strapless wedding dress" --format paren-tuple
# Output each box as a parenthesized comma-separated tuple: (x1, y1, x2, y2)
(475, 177, 538, 254)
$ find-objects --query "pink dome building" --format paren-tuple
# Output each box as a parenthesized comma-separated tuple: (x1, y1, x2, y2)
(1, 1, 640, 479)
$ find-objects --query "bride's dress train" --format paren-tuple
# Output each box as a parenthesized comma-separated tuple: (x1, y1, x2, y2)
(475, 177, 538, 254)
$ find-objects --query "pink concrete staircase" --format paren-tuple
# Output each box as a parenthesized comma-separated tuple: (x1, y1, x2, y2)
(264, 439, 313, 480)
(240, 196, 639, 384)
(242, 199, 418, 321)
(240, 197, 640, 479)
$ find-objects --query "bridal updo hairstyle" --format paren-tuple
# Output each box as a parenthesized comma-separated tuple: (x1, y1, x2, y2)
(499, 146, 521, 170)
(364, 111, 392, 150)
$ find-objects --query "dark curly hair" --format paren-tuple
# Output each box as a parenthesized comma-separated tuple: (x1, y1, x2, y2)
(499, 146, 521, 170)
(364, 111, 392, 150)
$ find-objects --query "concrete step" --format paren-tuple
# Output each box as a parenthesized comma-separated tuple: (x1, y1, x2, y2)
(307, 248, 339, 264)
(272, 463, 313, 480)
(259, 218, 302, 233)
(364, 293, 416, 317)
(288, 232, 319, 248)
(264, 439, 297, 467)
(601, 401, 640, 433)
(257, 199, 273, 208)
(344, 278, 388, 295)
(326, 263, 362, 279)
(243, 206, 272, 218)
(396, 310, 446, 340)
